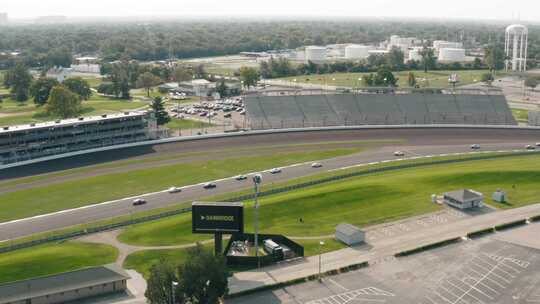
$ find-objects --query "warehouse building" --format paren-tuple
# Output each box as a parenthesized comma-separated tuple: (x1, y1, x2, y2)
(0, 264, 131, 304)
(443, 189, 484, 209)
(0, 111, 158, 165)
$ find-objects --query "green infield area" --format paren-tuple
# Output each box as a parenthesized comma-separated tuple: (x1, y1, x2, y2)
(165, 118, 216, 130)
(0, 242, 118, 284)
(512, 108, 529, 124)
(123, 248, 195, 279)
(279, 70, 503, 88)
(0, 147, 362, 222)
(118, 154, 540, 246)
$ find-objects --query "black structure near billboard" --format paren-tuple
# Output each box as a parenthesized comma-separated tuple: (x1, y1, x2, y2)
(192, 202, 244, 255)
(224, 233, 304, 267)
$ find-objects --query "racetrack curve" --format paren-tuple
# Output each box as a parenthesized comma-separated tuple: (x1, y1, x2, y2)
(1, 127, 540, 242)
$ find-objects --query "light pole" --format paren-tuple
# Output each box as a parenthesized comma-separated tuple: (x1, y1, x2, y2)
(253, 174, 263, 268)
(318, 241, 325, 282)
(171, 281, 179, 304)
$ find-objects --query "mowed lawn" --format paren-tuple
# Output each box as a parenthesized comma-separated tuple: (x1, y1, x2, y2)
(0, 242, 118, 284)
(124, 247, 195, 279)
(0, 148, 361, 222)
(165, 118, 215, 130)
(118, 154, 540, 246)
(279, 70, 504, 88)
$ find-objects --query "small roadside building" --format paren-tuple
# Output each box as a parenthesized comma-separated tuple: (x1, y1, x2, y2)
(0, 264, 130, 304)
(335, 223, 365, 246)
(443, 189, 484, 209)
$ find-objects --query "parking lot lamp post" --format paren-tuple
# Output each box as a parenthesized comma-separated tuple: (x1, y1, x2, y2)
(171, 281, 179, 304)
(318, 241, 325, 282)
(253, 174, 263, 268)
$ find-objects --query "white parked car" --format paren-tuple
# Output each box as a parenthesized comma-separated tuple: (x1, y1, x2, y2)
(168, 187, 182, 193)
(393, 151, 405, 157)
(270, 168, 282, 174)
(311, 162, 322, 168)
(470, 144, 481, 149)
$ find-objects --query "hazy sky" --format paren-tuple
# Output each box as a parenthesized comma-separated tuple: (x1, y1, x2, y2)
(2, 0, 539, 21)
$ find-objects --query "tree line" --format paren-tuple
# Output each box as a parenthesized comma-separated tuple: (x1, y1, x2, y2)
(0, 20, 538, 67)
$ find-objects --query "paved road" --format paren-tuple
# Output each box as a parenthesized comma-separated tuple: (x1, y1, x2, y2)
(1, 128, 540, 242)
(228, 202, 540, 296)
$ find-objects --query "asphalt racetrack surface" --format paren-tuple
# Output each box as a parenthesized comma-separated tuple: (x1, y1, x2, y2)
(1, 127, 540, 241)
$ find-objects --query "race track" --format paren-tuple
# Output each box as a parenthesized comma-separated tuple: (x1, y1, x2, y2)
(1, 127, 540, 242)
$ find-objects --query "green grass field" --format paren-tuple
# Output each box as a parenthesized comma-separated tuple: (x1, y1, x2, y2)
(165, 118, 215, 130)
(0, 148, 362, 222)
(123, 248, 194, 279)
(118, 154, 540, 246)
(512, 108, 529, 123)
(0, 241, 118, 284)
(279, 70, 504, 88)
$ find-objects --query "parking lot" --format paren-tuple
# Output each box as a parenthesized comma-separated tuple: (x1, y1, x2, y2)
(228, 222, 540, 304)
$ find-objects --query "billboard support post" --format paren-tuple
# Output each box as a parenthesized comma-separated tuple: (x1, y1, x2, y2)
(252, 174, 263, 268)
(215, 232, 223, 255)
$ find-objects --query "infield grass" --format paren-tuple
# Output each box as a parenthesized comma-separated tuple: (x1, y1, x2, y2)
(118, 154, 540, 246)
(0, 241, 118, 284)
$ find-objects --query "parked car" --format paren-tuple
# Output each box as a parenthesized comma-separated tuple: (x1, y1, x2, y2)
(394, 151, 405, 156)
(270, 168, 282, 174)
(536, 142, 540, 147)
(224, 113, 232, 118)
(132, 198, 147, 206)
(470, 144, 481, 149)
(168, 187, 182, 193)
(526, 145, 536, 150)
(311, 162, 322, 168)
(203, 182, 217, 189)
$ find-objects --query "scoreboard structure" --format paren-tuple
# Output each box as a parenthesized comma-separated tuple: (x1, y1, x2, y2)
(192, 202, 244, 255)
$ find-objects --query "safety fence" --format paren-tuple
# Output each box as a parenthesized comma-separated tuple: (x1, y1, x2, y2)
(0, 150, 538, 254)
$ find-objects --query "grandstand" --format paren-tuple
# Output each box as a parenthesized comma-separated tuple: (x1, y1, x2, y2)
(0, 111, 158, 165)
(245, 90, 517, 129)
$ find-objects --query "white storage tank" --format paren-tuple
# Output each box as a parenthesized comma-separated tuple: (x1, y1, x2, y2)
(305, 46, 327, 63)
(438, 48, 466, 62)
(345, 44, 370, 59)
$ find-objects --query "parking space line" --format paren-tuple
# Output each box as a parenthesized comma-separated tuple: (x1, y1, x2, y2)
(328, 278, 348, 292)
(447, 278, 490, 302)
(457, 271, 499, 295)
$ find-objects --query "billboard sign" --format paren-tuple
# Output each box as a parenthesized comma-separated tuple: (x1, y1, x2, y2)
(192, 202, 244, 234)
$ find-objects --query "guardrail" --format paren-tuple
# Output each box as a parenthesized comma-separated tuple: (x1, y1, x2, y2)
(2, 124, 540, 170)
(1, 150, 538, 255)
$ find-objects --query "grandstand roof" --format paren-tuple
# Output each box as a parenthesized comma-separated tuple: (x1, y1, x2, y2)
(0, 110, 148, 134)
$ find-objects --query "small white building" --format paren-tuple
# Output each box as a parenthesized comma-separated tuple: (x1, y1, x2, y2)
(335, 223, 365, 246)
(408, 47, 424, 62)
(305, 46, 327, 63)
(46, 67, 72, 82)
(443, 189, 484, 209)
(433, 41, 463, 52)
(345, 45, 370, 60)
(492, 190, 507, 203)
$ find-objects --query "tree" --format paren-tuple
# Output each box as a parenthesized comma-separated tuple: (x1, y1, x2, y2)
(30, 77, 59, 106)
(419, 45, 437, 73)
(5, 64, 33, 102)
(45, 48, 73, 68)
(136, 72, 161, 97)
(374, 67, 398, 86)
(484, 44, 505, 72)
(385, 47, 405, 70)
(173, 66, 193, 82)
(216, 80, 228, 98)
(239, 67, 259, 89)
(63, 77, 92, 100)
(145, 259, 178, 304)
(407, 72, 417, 87)
(109, 62, 131, 99)
(525, 76, 539, 91)
(151, 97, 170, 125)
(46, 85, 82, 118)
(481, 73, 494, 86)
(176, 244, 229, 304)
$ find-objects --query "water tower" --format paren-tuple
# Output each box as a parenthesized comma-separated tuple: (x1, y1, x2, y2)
(505, 24, 528, 72)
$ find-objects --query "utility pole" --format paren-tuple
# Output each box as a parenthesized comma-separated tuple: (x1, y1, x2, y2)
(253, 174, 262, 268)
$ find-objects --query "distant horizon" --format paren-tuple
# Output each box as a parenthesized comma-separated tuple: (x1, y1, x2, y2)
(0, 0, 539, 23)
